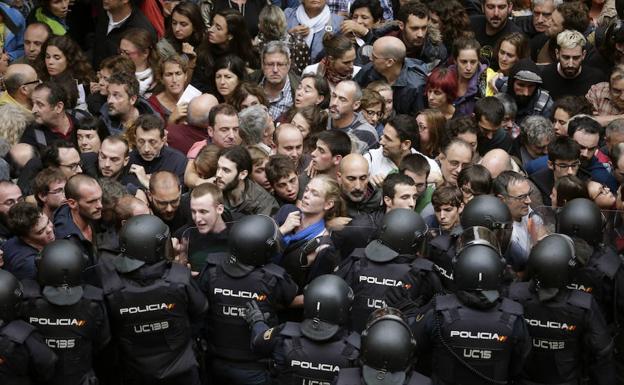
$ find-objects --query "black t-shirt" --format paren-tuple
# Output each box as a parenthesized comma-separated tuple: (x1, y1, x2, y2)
(469, 15, 522, 66)
(540, 63, 607, 100)
(174, 224, 230, 273)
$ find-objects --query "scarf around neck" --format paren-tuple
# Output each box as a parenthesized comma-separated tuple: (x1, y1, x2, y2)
(296, 4, 331, 47)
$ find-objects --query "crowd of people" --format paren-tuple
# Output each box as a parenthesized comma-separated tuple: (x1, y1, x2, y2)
(1, 0, 624, 383)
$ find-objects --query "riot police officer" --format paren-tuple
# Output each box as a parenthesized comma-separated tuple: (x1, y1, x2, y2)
(336, 209, 436, 332)
(21, 239, 110, 385)
(413, 243, 531, 385)
(335, 307, 432, 385)
(0, 269, 58, 384)
(97, 214, 208, 385)
(199, 214, 298, 385)
(246, 274, 359, 385)
(508, 233, 615, 385)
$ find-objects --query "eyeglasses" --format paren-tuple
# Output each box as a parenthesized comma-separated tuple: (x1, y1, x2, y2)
(554, 161, 581, 170)
(153, 195, 181, 208)
(59, 162, 82, 171)
(22, 79, 41, 86)
(47, 187, 65, 196)
(505, 189, 533, 202)
(119, 49, 140, 57)
(263, 62, 289, 69)
(591, 184, 611, 200)
(363, 109, 383, 118)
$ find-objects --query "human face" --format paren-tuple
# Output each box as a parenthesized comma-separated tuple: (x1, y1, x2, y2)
(119, 39, 148, 69)
(403, 170, 428, 196)
(525, 136, 551, 158)
(24, 214, 55, 248)
(150, 186, 181, 221)
(371, 46, 392, 74)
(263, 53, 290, 86)
(553, 108, 570, 137)
(380, 124, 405, 159)
(295, 77, 323, 108)
(215, 68, 238, 98)
(352, 7, 375, 29)
(273, 172, 299, 203)
(208, 113, 241, 148)
(502, 180, 532, 221)
(498, 41, 518, 74)
(76, 183, 103, 221)
(478, 116, 500, 140)
(483, 0, 511, 31)
(43, 179, 66, 211)
(339, 163, 369, 203)
(456, 49, 479, 81)
(172, 11, 193, 41)
(163, 62, 187, 96)
(252, 158, 271, 191)
(98, 68, 112, 96)
(427, 88, 448, 109)
(330, 48, 356, 77)
(532, 0, 554, 33)
(378, 89, 393, 119)
(48, 0, 69, 19)
(102, 0, 124, 12)
(616, 156, 624, 183)
(45, 45, 67, 77)
(610, 78, 624, 110)
(547, 9, 563, 37)
(208, 15, 230, 45)
(32, 88, 60, 125)
(557, 46, 585, 78)
(573, 130, 599, 164)
(24, 26, 48, 62)
(416, 114, 430, 145)
(362, 103, 383, 127)
(456, 132, 478, 153)
(215, 156, 243, 192)
(107, 83, 135, 118)
(303, 0, 327, 16)
(240, 94, 261, 110)
(330, 82, 357, 121)
(98, 140, 128, 178)
(191, 193, 224, 234)
(385, 184, 418, 210)
(588, 181, 616, 209)
(77, 129, 102, 153)
(291, 113, 311, 138)
(0, 184, 22, 215)
(513, 79, 537, 105)
(311, 139, 336, 172)
(136, 126, 165, 162)
(277, 130, 304, 165)
(402, 14, 428, 48)
(550, 159, 580, 180)
(435, 204, 461, 231)
(440, 144, 472, 185)
(300, 177, 332, 215)
(58, 147, 82, 178)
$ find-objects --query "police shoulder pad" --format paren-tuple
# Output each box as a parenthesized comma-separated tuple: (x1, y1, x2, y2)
(507, 282, 532, 303)
(205, 252, 229, 266)
(261, 263, 287, 278)
(82, 284, 104, 301)
(165, 262, 191, 284)
(279, 321, 302, 337)
(435, 294, 460, 311)
(411, 257, 434, 272)
(595, 247, 621, 279)
(346, 331, 361, 350)
(0, 320, 36, 343)
(567, 289, 592, 310)
(21, 279, 42, 299)
(500, 298, 524, 316)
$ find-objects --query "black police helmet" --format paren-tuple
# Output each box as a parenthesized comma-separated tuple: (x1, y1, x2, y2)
(301, 275, 354, 341)
(365, 208, 427, 262)
(361, 308, 416, 385)
(452, 243, 505, 301)
(119, 214, 172, 265)
(224, 215, 279, 277)
(556, 198, 603, 246)
(0, 269, 23, 323)
(528, 233, 576, 289)
(37, 239, 85, 306)
(460, 195, 513, 251)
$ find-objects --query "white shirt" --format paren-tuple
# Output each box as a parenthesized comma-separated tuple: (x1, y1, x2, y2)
(364, 147, 441, 182)
(107, 11, 131, 34)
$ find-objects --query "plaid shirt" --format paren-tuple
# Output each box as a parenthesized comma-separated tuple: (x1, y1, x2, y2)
(265, 76, 293, 121)
(586, 82, 623, 116)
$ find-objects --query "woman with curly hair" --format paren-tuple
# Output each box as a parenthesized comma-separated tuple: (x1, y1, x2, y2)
(120, 28, 161, 98)
(427, 0, 474, 51)
(486, 32, 529, 95)
(157, 2, 206, 64)
(38, 35, 95, 110)
(230, 82, 268, 111)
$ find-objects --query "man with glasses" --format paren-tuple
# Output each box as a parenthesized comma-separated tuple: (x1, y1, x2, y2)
(148, 171, 191, 233)
(33, 167, 67, 220)
(530, 136, 581, 206)
(0, 63, 39, 112)
(586, 65, 624, 126)
(438, 139, 474, 186)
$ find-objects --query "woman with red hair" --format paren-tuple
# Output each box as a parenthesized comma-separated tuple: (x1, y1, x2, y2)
(425, 67, 458, 120)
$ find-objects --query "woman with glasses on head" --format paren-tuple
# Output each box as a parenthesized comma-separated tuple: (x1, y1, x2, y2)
(119, 28, 160, 98)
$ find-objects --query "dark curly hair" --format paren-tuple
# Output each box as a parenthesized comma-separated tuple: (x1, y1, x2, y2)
(428, 0, 474, 49)
(165, 2, 206, 52)
(38, 35, 94, 83)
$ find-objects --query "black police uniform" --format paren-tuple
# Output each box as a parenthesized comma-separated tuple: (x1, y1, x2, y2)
(509, 281, 616, 385)
(21, 280, 111, 385)
(413, 294, 531, 385)
(0, 319, 58, 384)
(250, 321, 359, 385)
(98, 259, 208, 384)
(385, 257, 444, 316)
(200, 253, 298, 383)
(334, 367, 432, 385)
(427, 228, 462, 292)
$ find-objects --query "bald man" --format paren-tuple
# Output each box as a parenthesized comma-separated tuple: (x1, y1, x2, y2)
(275, 123, 306, 171)
(0, 63, 39, 112)
(148, 170, 191, 232)
(354, 36, 428, 115)
(167, 93, 219, 155)
(19, 23, 50, 64)
(338, 153, 383, 217)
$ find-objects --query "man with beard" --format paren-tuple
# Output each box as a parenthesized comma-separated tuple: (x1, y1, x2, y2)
(0, 181, 23, 244)
(127, 114, 188, 187)
(397, 1, 447, 67)
(337, 153, 382, 218)
(147, 171, 191, 234)
(541, 30, 605, 100)
(1, 202, 55, 280)
(215, 145, 279, 216)
(504, 59, 554, 123)
(513, 0, 556, 37)
(470, 0, 521, 64)
(329, 80, 378, 153)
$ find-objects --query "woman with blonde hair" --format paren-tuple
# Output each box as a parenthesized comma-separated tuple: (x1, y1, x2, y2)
(149, 55, 189, 123)
(120, 28, 161, 97)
